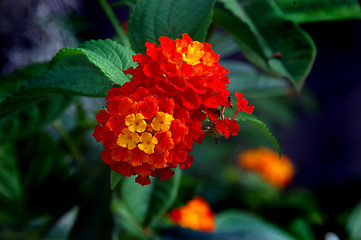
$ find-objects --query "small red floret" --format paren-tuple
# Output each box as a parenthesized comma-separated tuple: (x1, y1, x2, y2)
(215, 117, 240, 139)
(235, 91, 254, 114)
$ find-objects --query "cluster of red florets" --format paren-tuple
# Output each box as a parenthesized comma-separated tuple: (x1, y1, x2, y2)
(93, 33, 254, 185)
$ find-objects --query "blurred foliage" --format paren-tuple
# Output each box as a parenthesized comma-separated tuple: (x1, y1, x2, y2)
(0, 0, 360, 239)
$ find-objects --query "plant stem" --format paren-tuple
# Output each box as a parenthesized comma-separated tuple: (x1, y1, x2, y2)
(231, 108, 240, 121)
(53, 120, 85, 167)
(99, 0, 132, 49)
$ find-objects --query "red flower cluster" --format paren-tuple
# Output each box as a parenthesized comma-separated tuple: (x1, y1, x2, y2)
(124, 33, 231, 113)
(93, 33, 254, 185)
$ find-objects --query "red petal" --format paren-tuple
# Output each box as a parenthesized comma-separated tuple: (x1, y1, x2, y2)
(181, 86, 200, 110)
(101, 150, 113, 164)
(138, 95, 159, 119)
(111, 162, 134, 177)
(158, 167, 175, 181)
(96, 109, 110, 125)
(135, 176, 151, 186)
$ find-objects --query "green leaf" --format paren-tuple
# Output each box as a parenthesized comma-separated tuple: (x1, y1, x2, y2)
(274, 0, 361, 23)
(68, 158, 113, 240)
(0, 144, 23, 222)
(19, 132, 70, 192)
(347, 199, 361, 240)
(208, 32, 239, 59)
(214, 0, 316, 92)
(121, 168, 182, 226)
(222, 60, 291, 98)
(144, 168, 182, 226)
(50, 39, 136, 85)
(44, 207, 79, 239)
(221, 167, 280, 209)
(278, 189, 323, 225)
(128, 0, 216, 53)
(289, 218, 316, 240)
(0, 66, 112, 118)
(216, 210, 296, 240)
(111, 199, 149, 240)
(120, 178, 152, 225)
(0, 131, 73, 226)
(0, 62, 48, 100)
(213, 6, 268, 64)
(0, 39, 131, 136)
(0, 95, 74, 143)
(110, 170, 123, 190)
(236, 112, 280, 157)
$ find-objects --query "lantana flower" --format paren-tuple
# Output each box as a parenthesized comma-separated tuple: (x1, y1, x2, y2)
(93, 87, 195, 185)
(93, 33, 254, 185)
(238, 147, 294, 188)
(168, 196, 215, 232)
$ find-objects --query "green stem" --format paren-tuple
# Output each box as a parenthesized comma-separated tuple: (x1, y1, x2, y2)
(53, 120, 84, 167)
(111, 0, 136, 8)
(99, 0, 132, 49)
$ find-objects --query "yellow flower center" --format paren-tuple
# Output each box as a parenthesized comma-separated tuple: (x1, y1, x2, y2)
(177, 41, 216, 67)
(125, 113, 147, 133)
(117, 111, 176, 154)
(181, 41, 204, 66)
(151, 112, 174, 132)
(138, 132, 158, 154)
(117, 128, 140, 150)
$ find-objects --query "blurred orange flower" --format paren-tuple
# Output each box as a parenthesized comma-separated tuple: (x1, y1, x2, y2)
(168, 196, 215, 232)
(238, 147, 294, 188)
